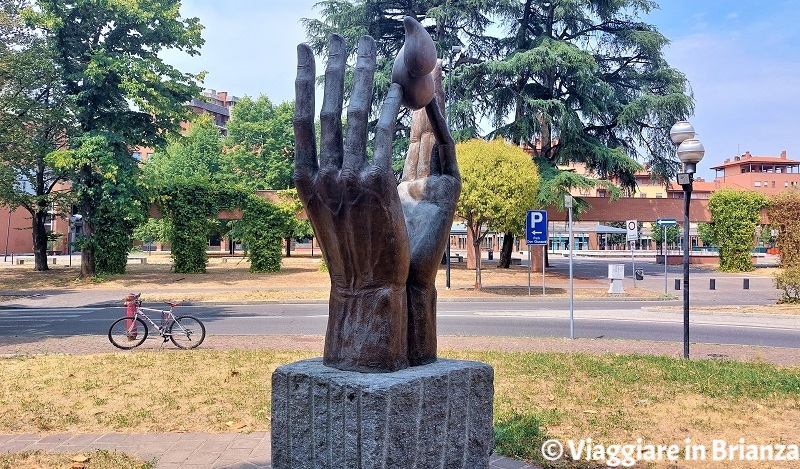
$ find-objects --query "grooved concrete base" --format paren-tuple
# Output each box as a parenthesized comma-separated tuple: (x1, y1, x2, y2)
(271, 357, 494, 468)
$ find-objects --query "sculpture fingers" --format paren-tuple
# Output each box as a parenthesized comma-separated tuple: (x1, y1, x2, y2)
(400, 59, 445, 182)
(342, 36, 376, 173)
(424, 97, 459, 179)
(319, 34, 347, 170)
(293, 43, 318, 193)
(400, 108, 426, 181)
(373, 83, 403, 172)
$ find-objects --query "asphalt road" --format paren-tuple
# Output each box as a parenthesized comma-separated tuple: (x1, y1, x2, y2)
(2, 300, 798, 349)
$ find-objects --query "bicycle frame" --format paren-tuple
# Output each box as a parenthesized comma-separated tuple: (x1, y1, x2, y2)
(134, 305, 176, 335)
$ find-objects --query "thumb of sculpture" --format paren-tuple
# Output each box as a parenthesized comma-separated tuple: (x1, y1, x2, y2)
(391, 16, 436, 110)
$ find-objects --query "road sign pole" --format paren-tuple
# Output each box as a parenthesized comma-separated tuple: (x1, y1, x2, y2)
(542, 245, 545, 296)
(568, 203, 574, 340)
(664, 225, 668, 294)
(631, 241, 636, 288)
(528, 245, 531, 296)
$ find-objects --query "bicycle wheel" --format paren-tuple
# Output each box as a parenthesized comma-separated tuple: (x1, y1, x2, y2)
(168, 315, 206, 349)
(108, 317, 148, 349)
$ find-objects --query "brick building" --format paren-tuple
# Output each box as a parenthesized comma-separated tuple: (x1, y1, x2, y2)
(710, 150, 800, 195)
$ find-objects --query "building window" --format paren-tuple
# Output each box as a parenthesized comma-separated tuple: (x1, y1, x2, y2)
(754, 181, 761, 187)
(764, 181, 768, 187)
(786, 182, 790, 187)
(146, 152, 153, 160)
(597, 190, 606, 198)
(772, 181, 776, 188)
(655, 193, 663, 198)
(132, 152, 142, 160)
(639, 193, 647, 198)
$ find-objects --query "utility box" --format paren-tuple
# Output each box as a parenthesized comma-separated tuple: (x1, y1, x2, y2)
(608, 264, 625, 294)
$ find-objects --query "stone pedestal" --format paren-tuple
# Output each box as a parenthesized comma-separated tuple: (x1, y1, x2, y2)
(271, 357, 494, 468)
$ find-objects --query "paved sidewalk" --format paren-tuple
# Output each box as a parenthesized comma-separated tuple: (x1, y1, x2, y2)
(0, 432, 539, 469)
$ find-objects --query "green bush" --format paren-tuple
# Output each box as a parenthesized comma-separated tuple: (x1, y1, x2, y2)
(769, 191, 800, 268)
(239, 195, 286, 273)
(707, 189, 767, 272)
(775, 267, 800, 303)
(158, 181, 246, 274)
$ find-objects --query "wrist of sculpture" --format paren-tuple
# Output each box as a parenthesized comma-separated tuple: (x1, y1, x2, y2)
(406, 281, 437, 366)
(324, 284, 409, 373)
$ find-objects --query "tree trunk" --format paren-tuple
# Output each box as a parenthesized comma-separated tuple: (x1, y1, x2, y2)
(473, 241, 482, 290)
(285, 236, 292, 257)
(32, 208, 49, 271)
(79, 165, 96, 278)
(497, 233, 515, 268)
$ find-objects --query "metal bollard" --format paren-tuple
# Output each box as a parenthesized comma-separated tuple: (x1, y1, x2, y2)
(709, 279, 715, 290)
(743, 278, 750, 290)
(674, 279, 681, 290)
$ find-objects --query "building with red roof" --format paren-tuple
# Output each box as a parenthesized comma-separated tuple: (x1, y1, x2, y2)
(711, 150, 800, 195)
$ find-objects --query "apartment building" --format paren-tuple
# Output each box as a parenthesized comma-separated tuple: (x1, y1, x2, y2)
(711, 150, 800, 195)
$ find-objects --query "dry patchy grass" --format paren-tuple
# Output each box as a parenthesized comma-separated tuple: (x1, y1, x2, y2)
(0, 450, 152, 469)
(1, 349, 799, 468)
(0, 350, 315, 434)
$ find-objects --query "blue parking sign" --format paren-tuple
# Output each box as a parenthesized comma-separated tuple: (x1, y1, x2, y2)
(526, 210, 548, 245)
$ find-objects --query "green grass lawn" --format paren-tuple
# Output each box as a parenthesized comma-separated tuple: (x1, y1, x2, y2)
(2, 350, 799, 467)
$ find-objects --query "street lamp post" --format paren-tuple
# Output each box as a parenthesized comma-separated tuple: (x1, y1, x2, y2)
(445, 45, 461, 290)
(670, 120, 705, 359)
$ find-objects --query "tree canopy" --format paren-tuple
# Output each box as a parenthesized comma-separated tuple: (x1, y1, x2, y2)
(225, 96, 295, 190)
(25, 0, 205, 277)
(304, 0, 693, 185)
(455, 137, 540, 288)
(144, 114, 226, 185)
(304, 0, 693, 267)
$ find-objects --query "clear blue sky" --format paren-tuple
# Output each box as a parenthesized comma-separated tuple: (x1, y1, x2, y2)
(163, 0, 800, 180)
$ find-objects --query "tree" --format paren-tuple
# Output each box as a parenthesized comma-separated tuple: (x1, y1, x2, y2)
(304, 0, 694, 266)
(225, 96, 295, 190)
(143, 114, 226, 184)
(274, 189, 313, 258)
(0, 0, 75, 271)
(651, 221, 681, 251)
(133, 217, 170, 251)
(27, 0, 204, 277)
(50, 136, 147, 274)
(455, 137, 539, 289)
(697, 222, 716, 248)
(769, 191, 800, 268)
(707, 189, 767, 272)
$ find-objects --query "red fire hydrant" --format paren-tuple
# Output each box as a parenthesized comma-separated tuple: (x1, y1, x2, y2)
(125, 293, 137, 339)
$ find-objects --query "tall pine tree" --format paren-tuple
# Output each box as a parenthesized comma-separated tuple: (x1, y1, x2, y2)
(305, 0, 693, 267)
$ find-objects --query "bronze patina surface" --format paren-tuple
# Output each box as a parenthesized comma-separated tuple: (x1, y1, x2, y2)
(293, 17, 460, 372)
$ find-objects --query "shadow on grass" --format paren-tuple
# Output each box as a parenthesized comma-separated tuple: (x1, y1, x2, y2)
(494, 413, 605, 469)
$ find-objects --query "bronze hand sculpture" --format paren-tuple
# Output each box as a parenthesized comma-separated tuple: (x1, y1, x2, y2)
(294, 17, 460, 373)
